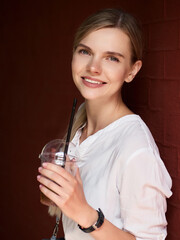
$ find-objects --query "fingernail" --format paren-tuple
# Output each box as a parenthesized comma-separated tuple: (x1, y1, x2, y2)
(42, 162, 48, 167)
(38, 167, 42, 172)
(37, 175, 41, 180)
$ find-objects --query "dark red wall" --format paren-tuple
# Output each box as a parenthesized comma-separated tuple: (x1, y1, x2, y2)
(123, 1, 180, 239)
(1, 0, 180, 239)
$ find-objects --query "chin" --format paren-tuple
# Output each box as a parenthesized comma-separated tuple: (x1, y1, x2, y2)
(78, 88, 105, 100)
(81, 93, 102, 101)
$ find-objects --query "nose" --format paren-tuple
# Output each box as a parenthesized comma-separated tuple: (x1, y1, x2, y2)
(86, 57, 102, 75)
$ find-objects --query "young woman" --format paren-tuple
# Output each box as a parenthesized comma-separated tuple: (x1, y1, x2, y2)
(37, 8, 172, 240)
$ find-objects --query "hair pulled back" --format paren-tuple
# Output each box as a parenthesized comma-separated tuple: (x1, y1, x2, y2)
(73, 8, 143, 63)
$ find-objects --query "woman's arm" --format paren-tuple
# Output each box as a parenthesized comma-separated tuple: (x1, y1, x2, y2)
(37, 162, 135, 240)
(118, 149, 172, 240)
(90, 218, 135, 240)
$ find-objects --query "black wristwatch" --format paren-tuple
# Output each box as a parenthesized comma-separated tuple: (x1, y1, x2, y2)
(78, 208, 104, 233)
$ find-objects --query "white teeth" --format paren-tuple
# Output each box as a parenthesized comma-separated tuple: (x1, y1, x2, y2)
(84, 78, 103, 84)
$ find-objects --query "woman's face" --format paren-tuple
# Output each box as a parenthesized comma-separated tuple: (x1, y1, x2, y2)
(72, 27, 140, 101)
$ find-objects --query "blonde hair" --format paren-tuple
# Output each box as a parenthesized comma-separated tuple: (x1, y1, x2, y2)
(73, 8, 143, 63)
(70, 102, 86, 140)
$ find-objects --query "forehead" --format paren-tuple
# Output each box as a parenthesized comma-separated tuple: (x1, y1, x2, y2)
(80, 28, 131, 55)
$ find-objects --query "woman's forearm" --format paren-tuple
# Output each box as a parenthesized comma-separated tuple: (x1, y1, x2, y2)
(90, 218, 135, 240)
(78, 207, 135, 240)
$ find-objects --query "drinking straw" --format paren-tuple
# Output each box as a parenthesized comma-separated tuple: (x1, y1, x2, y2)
(63, 98, 77, 162)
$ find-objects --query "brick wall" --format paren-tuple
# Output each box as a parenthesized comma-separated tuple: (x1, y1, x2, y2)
(123, 1, 180, 239)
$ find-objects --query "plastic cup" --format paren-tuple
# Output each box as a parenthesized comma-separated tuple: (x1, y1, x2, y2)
(38, 139, 79, 204)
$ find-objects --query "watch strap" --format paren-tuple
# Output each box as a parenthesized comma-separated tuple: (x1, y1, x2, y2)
(78, 208, 104, 233)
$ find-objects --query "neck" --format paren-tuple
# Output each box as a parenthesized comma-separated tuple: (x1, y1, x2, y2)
(83, 96, 133, 139)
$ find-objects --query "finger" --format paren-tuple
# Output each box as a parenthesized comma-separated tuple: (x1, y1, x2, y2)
(37, 175, 67, 199)
(75, 168, 83, 185)
(38, 167, 79, 198)
(42, 163, 74, 182)
(38, 167, 70, 190)
(39, 184, 64, 208)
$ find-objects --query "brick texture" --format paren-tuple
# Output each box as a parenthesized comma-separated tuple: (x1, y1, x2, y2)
(149, 21, 179, 51)
(165, 0, 180, 20)
(124, 2, 180, 239)
(130, 1, 180, 239)
(141, 52, 164, 79)
(164, 115, 180, 147)
(165, 51, 180, 79)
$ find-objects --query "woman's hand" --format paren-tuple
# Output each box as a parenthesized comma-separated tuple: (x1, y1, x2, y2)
(37, 163, 136, 240)
(37, 163, 97, 227)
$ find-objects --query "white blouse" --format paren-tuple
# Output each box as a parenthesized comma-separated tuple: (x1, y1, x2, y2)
(62, 114, 172, 240)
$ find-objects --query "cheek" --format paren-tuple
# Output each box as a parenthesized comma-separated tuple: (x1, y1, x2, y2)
(72, 54, 90, 75)
(114, 64, 131, 78)
(71, 57, 81, 86)
(104, 63, 126, 80)
(72, 55, 84, 73)
(71, 56, 77, 75)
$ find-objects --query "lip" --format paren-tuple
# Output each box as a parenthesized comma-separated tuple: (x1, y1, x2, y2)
(81, 76, 106, 84)
(82, 76, 105, 83)
(81, 76, 107, 88)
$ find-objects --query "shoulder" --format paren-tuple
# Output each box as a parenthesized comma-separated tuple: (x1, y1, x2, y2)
(111, 114, 159, 154)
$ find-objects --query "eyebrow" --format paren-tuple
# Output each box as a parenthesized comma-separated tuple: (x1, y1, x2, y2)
(106, 51, 125, 59)
(76, 43, 91, 51)
(76, 43, 125, 59)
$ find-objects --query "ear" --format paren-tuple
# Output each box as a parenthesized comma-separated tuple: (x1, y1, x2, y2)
(125, 60, 142, 83)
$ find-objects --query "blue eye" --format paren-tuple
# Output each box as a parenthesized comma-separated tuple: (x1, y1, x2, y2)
(78, 49, 90, 55)
(108, 56, 120, 62)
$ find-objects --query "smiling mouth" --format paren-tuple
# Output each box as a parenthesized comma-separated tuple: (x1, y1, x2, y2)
(82, 77, 106, 84)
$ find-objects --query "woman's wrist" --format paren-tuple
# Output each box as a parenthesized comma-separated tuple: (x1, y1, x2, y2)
(78, 206, 98, 228)
(78, 208, 104, 233)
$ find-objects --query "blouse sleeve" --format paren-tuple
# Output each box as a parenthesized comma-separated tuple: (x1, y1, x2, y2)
(119, 148, 172, 240)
